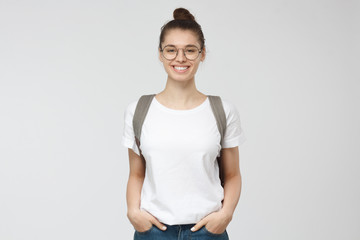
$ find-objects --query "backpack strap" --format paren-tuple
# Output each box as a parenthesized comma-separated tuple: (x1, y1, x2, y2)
(207, 95, 226, 147)
(133, 94, 156, 157)
(208, 95, 227, 188)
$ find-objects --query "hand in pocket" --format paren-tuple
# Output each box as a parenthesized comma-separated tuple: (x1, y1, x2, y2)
(127, 209, 167, 232)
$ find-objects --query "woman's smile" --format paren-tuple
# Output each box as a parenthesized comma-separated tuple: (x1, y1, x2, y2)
(172, 65, 190, 73)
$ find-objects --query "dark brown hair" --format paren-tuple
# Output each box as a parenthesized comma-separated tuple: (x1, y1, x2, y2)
(159, 8, 205, 50)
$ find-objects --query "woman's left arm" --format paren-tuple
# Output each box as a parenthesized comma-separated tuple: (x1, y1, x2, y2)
(220, 146, 242, 219)
(191, 146, 241, 233)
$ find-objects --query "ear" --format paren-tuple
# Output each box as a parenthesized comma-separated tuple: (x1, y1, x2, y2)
(158, 47, 163, 62)
(200, 47, 206, 62)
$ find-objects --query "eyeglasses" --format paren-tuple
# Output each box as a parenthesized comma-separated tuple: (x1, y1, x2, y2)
(160, 45, 202, 61)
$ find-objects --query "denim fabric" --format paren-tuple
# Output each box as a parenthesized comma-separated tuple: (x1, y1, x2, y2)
(134, 223, 229, 240)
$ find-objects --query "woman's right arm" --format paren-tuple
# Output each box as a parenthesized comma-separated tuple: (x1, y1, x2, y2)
(126, 148, 146, 215)
(126, 148, 167, 232)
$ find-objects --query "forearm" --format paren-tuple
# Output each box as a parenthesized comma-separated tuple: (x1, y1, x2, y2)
(221, 173, 242, 218)
(126, 174, 145, 215)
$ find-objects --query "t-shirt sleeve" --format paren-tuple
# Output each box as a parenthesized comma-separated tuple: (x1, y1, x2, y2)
(121, 100, 140, 156)
(221, 99, 247, 148)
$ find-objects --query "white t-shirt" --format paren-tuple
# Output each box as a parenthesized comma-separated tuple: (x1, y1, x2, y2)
(121, 96, 246, 225)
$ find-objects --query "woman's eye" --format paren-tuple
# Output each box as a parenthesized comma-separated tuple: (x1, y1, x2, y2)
(186, 48, 197, 53)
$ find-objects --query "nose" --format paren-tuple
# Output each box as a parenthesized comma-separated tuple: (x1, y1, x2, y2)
(175, 48, 186, 62)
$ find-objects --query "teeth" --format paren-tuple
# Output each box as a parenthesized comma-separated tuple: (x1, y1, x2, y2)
(174, 66, 188, 70)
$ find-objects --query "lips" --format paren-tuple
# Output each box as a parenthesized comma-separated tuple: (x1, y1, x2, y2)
(172, 65, 190, 73)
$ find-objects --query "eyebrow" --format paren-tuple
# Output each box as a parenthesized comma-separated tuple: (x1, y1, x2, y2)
(165, 44, 199, 48)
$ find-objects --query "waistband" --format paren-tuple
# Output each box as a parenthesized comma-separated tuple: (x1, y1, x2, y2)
(163, 223, 196, 229)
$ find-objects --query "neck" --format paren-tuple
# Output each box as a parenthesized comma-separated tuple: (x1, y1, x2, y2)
(157, 76, 206, 105)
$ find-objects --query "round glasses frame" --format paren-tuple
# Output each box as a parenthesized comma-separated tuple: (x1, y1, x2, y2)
(160, 45, 203, 61)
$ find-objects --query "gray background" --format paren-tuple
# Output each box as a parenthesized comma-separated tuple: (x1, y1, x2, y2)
(1, 0, 359, 239)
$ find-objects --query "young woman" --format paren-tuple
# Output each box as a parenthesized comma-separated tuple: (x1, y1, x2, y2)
(122, 7, 246, 240)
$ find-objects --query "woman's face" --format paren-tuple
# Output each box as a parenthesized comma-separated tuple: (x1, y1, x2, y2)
(159, 28, 205, 83)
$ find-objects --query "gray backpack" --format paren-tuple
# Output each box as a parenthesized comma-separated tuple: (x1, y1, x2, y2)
(132, 94, 227, 187)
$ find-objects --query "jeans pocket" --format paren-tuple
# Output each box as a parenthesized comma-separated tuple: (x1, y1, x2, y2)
(203, 226, 226, 236)
(135, 224, 154, 234)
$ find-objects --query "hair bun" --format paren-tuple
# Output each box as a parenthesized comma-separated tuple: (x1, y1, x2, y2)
(173, 7, 195, 21)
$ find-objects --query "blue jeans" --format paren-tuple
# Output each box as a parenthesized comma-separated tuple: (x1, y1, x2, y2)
(134, 223, 229, 240)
